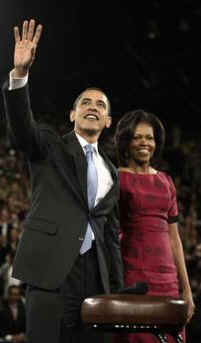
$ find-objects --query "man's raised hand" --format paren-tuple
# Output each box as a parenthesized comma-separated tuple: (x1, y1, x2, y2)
(13, 19, 43, 77)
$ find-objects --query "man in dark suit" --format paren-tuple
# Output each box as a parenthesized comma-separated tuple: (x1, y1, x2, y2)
(2, 19, 123, 343)
(0, 285, 26, 342)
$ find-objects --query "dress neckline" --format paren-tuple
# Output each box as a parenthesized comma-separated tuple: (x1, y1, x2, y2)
(118, 169, 160, 176)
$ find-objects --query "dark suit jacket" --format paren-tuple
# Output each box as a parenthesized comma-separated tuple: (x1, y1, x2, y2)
(2, 83, 123, 293)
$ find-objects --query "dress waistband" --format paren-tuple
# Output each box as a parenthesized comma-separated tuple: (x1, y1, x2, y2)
(120, 217, 168, 232)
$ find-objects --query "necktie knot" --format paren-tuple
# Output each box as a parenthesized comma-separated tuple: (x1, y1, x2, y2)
(85, 144, 95, 156)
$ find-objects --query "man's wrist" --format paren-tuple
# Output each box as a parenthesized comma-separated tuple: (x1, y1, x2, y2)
(13, 67, 28, 78)
(9, 69, 29, 90)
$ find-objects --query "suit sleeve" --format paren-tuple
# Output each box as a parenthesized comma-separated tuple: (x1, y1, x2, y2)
(104, 197, 124, 292)
(2, 79, 50, 160)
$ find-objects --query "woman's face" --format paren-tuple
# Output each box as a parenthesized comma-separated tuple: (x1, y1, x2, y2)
(129, 122, 156, 165)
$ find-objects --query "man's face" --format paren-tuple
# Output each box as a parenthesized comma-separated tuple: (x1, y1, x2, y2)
(70, 90, 111, 138)
(8, 287, 21, 304)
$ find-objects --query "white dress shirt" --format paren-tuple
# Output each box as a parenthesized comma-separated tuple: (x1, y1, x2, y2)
(76, 134, 113, 241)
(75, 133, 113, 207)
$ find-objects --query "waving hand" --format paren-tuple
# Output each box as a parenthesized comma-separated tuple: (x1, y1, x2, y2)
(13, 19, 42, 77)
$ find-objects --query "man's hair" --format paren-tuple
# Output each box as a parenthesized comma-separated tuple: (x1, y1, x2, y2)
(72, 87, 111, 116)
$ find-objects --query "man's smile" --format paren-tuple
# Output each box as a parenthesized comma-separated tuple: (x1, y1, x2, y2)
(84, 114, 99, 120)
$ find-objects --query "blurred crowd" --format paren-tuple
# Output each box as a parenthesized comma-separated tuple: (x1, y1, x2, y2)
(0, 123, 201, 341)
(0, 135, 29, 342)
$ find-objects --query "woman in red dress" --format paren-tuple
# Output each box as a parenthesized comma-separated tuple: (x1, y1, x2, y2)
(115, 109, 194, 343)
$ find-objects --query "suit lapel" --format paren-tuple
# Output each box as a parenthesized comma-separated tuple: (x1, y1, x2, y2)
(62, 131, 88, 205)
(95, 146, 118, 209)
(99, 146, 118, 185)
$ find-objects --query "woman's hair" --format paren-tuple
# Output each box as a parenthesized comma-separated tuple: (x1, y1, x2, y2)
(115, 109, 166, 167)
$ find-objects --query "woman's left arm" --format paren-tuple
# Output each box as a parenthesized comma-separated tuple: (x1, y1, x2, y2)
(169, 222, 195, 323)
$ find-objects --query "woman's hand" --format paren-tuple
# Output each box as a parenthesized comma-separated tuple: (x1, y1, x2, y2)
(182, 289, 195, 323)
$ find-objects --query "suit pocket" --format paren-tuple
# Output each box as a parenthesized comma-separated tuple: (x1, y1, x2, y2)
(24, 217, 58, 235)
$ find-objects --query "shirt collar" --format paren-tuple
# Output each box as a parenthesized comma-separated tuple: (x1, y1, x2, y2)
(75, 132, 98, 155)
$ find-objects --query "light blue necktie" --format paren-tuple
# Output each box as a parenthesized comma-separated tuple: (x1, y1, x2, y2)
(80, 144, 98, 254)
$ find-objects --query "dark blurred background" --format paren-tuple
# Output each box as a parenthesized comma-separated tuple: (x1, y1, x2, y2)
(0, 1, 201, 342)
(1, 0, 201, 135)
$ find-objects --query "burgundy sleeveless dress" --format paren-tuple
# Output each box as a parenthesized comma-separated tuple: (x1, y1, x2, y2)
(116, 171, 185, 343)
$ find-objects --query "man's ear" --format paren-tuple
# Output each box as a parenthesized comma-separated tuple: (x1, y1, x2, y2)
(70, 110, 75, 122)
(105, 116, 112, 128)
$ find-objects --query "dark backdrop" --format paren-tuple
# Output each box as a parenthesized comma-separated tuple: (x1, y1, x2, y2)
(0, 0, 201, 137)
